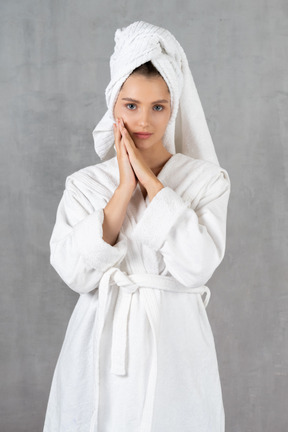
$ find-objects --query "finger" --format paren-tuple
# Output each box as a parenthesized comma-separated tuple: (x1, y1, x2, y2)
(113, 123, 119, 153)
(119, 125, 136, 158)
(114, 120, 123, 155)
(113, 122, 119, 146)
(116, 119, 133, 164)
(120, 120, 135, 148)
(120, 136, 129, 158)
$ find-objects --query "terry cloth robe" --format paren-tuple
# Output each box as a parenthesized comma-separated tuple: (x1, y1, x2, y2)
(43, 152, 231, 432)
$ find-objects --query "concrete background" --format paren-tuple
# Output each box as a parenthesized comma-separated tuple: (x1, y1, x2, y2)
(1, 0, 287, 431)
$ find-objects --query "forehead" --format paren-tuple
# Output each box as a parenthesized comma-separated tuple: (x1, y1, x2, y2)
(119, 74, 170, 99)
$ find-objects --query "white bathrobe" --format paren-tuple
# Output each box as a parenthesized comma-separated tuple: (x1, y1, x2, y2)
(43, 152, 230, 432)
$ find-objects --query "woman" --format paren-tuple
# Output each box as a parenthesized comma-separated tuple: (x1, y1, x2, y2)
(43, 21, 231, 432)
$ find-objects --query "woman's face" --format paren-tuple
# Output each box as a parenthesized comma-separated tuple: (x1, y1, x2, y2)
(113, 73, 171, 151)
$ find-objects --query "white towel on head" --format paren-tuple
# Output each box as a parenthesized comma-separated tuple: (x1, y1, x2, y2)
(92, 21, 220, 166)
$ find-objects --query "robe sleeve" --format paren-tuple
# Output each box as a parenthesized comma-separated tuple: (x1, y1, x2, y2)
(49, 176, 127, 295)
(133, 169, 231, 287)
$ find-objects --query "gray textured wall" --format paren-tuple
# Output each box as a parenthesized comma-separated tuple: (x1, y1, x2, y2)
(1, 0, 287, 431)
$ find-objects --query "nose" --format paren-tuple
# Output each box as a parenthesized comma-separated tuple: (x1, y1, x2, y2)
(137, 109, 150, 129)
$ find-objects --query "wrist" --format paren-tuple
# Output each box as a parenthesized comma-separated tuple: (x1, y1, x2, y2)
(146, 179, 164, 201)
(116, 184, 134, 202)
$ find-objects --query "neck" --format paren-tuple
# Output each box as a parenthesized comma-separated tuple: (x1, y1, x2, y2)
(138, 145, 173, 175)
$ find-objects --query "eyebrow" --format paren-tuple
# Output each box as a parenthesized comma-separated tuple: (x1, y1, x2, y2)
(121, 97, 169, 104)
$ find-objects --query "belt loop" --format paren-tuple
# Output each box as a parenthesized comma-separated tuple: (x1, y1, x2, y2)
(202, 286, 211, 308)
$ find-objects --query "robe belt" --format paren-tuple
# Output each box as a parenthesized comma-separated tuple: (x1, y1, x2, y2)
(89, 267, 210, 432)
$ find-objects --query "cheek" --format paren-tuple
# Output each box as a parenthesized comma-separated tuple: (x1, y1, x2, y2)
(115, 109, 133, 130)
(159, 113, 171, 131)
(113, 104, 120, 120)
(113, 100, 126, 119)
(114, 105, 130, 123)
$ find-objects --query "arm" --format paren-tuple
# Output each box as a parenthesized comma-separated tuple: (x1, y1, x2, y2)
(102, 185, 133, 246)
(49, 177, 128, 295)
(133, 168, 231, 287)
(50, 118, 140, 295)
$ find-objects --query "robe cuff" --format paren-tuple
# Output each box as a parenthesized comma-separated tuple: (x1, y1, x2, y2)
(133, 186, 189, 250)
(73, 207, 127, 269)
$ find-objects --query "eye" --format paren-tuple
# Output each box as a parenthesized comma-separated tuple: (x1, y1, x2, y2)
(126, 103, 136, 110)
(153, 105, 164, 111)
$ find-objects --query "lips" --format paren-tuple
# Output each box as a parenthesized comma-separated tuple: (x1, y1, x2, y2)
(134, 132, 153, 139)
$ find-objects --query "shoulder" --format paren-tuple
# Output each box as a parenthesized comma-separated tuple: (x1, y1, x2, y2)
(174, 153, 227, 175)
(166, 153, 231, 209)
(171, 153, 230, 188)
(64, 156, 119, 197)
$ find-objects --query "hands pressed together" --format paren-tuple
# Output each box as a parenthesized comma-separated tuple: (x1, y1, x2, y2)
(113, 117, 164, 201)
(102, 117, 164, 246)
